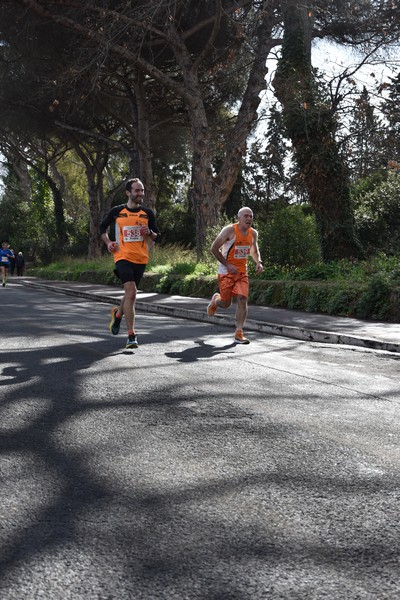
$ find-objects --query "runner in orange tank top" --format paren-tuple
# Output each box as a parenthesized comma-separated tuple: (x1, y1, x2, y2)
(207, 207, 263, 344)
(100, 178, 160, 349)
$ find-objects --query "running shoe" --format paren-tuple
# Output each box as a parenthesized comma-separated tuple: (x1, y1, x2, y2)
(2, 282, 5, 287)
(207, 292, 220, 316)
(234, 330, 250, 344)
(126, 333, 138, 349)
(109, 306, 122, 335)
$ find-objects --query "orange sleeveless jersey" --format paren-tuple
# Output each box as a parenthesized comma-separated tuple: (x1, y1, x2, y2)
(218, 223, 254, 275)
(113, 206, 151, 264)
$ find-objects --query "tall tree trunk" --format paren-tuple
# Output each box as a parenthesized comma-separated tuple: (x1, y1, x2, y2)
(45, 176, 68, 249)
(73, 142, 109, 259)
(125, 71, 157, 208)
(168, 21, 217, 255)
(171, 8, 275, 256)
(135, 73, 156, 209)
(187, 91, 218, 255)
(211, 11, 275, 215)
(48, 159, 68, 250)
(87, 169, 103, 260)
(273, 0, 363, 261)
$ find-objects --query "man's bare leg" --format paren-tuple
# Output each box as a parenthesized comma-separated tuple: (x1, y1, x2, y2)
(234, 295, 250, 343)
(122, 281, 137, 332)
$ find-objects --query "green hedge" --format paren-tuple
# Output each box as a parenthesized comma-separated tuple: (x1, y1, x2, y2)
(28, 267, 400, 322)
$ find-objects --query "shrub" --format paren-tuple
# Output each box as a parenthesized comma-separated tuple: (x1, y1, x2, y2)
(353, 171, 400, 255)
(27, 247, 400, 321)
(306, 286, 331, 313)
(170, 262, 197, 275)
(259, 203, 321, 268)
(327, 288, 359, 316)
(147, 243, 197, 270)
(353, 276, 391, 320)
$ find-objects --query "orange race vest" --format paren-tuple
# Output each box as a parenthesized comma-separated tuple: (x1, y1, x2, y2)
(113, 207, 151, 265)
(218, 223, 254, 274)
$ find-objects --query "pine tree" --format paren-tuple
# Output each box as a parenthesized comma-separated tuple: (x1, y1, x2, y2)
(262, 105, 290, 207)
(346, 86, 386, 180)
(381, 72, 400, 170)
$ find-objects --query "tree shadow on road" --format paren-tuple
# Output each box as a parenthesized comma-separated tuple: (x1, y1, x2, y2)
(2, 289, 400, 598)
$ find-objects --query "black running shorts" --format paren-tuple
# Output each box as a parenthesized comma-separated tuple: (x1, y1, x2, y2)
(114, 260, 146, 286)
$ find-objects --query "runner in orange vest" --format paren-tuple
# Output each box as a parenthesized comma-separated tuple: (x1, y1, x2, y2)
(100, 178, 160, 349)
(207, 207, 263, 344)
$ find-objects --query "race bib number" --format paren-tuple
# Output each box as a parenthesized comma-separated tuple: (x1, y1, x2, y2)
(122, 225, 142, 242)
(233, 245, 250, 259)
(1, 256, 8, 263)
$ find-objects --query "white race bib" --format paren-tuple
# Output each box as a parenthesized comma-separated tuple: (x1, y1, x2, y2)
(233, 245, 250, 259)
(122, 225, 142, 242)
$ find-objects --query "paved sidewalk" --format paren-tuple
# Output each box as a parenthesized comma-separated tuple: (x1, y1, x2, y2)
(20, 277, 400, 354)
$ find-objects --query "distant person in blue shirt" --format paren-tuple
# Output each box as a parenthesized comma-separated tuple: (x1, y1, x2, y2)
(1, 242, 14, 287)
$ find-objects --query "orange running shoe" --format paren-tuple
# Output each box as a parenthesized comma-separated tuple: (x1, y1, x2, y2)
(207, 292, 220, 316)
(234, 329, 250, 344)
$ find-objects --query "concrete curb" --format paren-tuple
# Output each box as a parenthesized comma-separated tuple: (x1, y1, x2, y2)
(22, 279, 400, 354)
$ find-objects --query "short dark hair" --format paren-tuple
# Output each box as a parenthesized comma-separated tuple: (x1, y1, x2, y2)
(125, 178, 142, 192)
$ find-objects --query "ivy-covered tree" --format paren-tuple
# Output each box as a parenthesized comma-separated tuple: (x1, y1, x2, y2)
(273, 1, 363, 261)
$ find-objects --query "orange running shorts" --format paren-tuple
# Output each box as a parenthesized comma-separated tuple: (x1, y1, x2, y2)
(218, 272, 249, 301)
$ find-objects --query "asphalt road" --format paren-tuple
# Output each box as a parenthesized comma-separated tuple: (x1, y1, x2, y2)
(1, 282, 400, 599)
